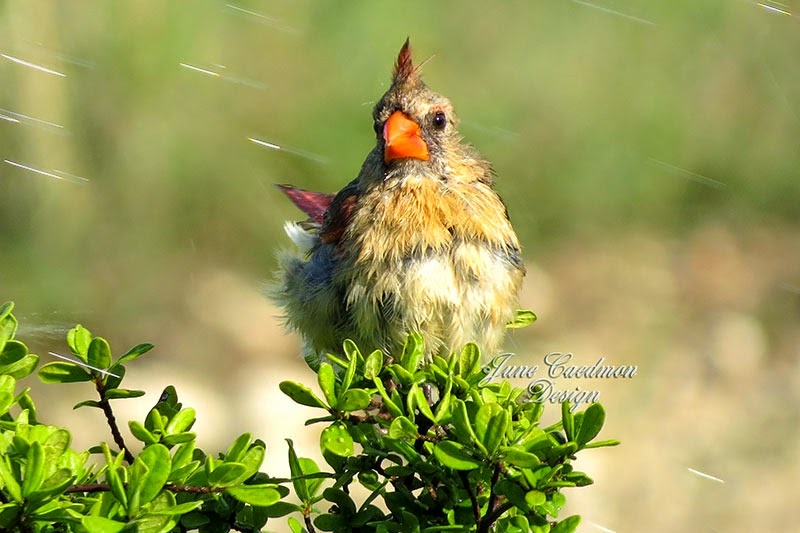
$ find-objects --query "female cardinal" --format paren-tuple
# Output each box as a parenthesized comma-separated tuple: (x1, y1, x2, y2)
(275, 39, 525, 367)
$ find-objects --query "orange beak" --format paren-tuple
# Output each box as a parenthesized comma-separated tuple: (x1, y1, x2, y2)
(383, 111, 429, 162)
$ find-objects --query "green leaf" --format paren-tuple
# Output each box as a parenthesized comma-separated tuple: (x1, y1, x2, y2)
(165, 407, 196, 435)
(134, 444, 171, 505)
(387, 363, 414, 385)
(38, 362, 92, 383)
(169, 461, 200, 483)
(67, 325, 92, 360)
(0, 317, 17, 360)
(0, 353, 39, 380)
(279, 381, 327, 409)
(180, 512, 210, 529)
(72, 400, 101, 411)
(286, 440, 304, 501)
(103, 445, 128, 509)
(320, 421, 353, 458)
(337, 389, 371, 412)
(208, 463, 248, 488)
(564, 471, 594, 486)
(0, 374, 14, 394)
(239, 445, 265, 479)
(576, 403, 605, 447)
(458, 343, 481, 377)
(129, 420, 159, 445)
(300, 459, 326, 498)
(434, 381, 452, 424)
(552, 515, 581, 533)
(372, 377, 403, 417)
(451, 399, 479, 448)
(341, 339, 360, 392)
(500, 447, 541, 468)
(0, 456, 22, 502)
(518, 427, 547, 451)
(410, 383, 436, 422)
(0, 338, 39, 379)
(364, 350, 383, 380)
(287, 440, 320, 503)
(130, 514, 176, 533)
(315, 513, 348, 531)
(388, 416, 418, 441)
(0, 503, 19, 527)
(433, 441, 481, 471)
(317, 363, 337, 408)
(0, 392, 14, 415)
(27, 468, 74, 503)
(226, 433, 252, 463)
(104, 364, 126, 390)
(0, 340, 25, 365)
(87, 337, 112, 371)
(583, 439, 621, 449)
(82, 516, 127, 533)
(15, 387, 35, 416)
(72, 400, 103, 409)
(264, 501, 302, 518)
(217, 458, 256, 489)
(147, 500, 203, 516)
(226, 484, 282, 507)
(494, 480, 530, 512)
(400, 332, 424, 373)
(162, 432, 196, 446)
(475, 403, 509, 455)
(21, 441, 45, 497)
(525, 490, 546, 507)
(507, 309, 537, 329)
(0, 302, 13, 322)
(287, 516, 304, 533)
(43, 428, 70, 459)
(562, 402, 575, 442)
(171, 441, 195, 470)
(116, 342, 154, 365)
(104, 388, 146, 400)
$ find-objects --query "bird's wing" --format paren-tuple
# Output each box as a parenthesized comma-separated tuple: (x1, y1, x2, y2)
(320, 178, 360, 245)
(277, 184, 335, 225)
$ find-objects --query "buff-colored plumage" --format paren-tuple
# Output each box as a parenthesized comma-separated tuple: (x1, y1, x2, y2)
(274, 40, 525, 366)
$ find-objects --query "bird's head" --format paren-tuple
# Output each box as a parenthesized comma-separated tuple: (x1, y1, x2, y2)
(372, 39, 461, 175)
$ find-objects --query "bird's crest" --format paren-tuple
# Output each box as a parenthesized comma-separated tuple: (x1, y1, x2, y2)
(393, 38, 416, 83)
(392, 38, 433, 86)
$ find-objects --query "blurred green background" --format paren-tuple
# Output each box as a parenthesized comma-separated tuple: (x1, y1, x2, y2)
(2, 1, 799, 531)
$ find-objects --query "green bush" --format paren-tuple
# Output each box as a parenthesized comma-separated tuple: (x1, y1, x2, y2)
(0, 302, 616, 532)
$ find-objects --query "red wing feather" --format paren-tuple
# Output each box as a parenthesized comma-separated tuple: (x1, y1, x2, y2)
(277, 184, 335, 224)
(320, 179, 360, 245)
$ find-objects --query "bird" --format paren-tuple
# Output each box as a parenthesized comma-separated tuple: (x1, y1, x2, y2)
(274, 39, 525, 368)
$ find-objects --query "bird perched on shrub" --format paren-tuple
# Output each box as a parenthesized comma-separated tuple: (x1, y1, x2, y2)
(274, 39, 525, 367)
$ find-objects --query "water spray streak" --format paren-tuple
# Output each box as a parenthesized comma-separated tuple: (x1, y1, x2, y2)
(687, 467, 725, 484)
(589, 523, 617, 533)
(2, 53, 67, 76)
(179, 62, 266, 90)
(179, 62, 221, 77)
(0, 108, 67, 133)
(224, 3, 300, 34)
(756, 2, 792, 16)
(571, 0, 656, 25)
(248, 137, 329, 164)
(48, 352, 119, 378)
(4, 160, 88, 184)
(649, 158, 727, 190)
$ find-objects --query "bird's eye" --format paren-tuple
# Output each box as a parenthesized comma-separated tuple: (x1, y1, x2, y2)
(432, 111, 447, 131)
